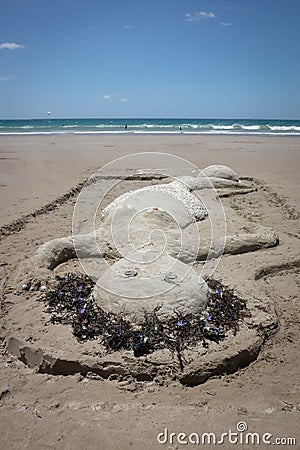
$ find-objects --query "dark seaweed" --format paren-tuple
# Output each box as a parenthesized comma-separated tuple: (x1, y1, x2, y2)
(39, 273, 249, 369)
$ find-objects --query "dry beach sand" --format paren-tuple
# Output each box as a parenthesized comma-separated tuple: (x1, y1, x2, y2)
(0, 135, 299, 449)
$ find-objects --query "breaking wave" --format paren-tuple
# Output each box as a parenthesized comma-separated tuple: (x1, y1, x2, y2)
(0, 118, 299, 135)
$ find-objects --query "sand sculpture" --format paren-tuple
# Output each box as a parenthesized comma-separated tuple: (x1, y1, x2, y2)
(4, 163, 284, 384)
(33, 165, 279, 324)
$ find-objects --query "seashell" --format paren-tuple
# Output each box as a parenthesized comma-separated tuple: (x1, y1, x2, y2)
(163, 272, 178, 283)
(124, 269, 138, 277)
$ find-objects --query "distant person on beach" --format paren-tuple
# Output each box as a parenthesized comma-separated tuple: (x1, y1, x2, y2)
(125, 124, 128, 130)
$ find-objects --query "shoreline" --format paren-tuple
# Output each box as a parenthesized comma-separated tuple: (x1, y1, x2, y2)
(1, 132, 300, 136)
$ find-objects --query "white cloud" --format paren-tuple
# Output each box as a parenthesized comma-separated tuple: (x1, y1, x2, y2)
(0, 76, 9, 81)
(0, 42, 25, 50)
(120, 98, 127, 103)
(185, 12, 216, 22)
(102, 95, 111, 100)
(125, 25, 132, 30)
(221, 22, 232, 27)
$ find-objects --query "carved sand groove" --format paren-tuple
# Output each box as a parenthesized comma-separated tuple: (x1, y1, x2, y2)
(254, 259, 300, 280)
(254, 178, 299, 220)
(0, 180, 88, 238)
(0, 173, 168, 239)
(218, 187, 257, 198)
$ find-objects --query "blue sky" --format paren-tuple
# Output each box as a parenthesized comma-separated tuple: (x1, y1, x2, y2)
(0, 0, 299, 119)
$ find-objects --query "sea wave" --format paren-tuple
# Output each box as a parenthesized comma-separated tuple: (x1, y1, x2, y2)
(1, 119, 300, 135)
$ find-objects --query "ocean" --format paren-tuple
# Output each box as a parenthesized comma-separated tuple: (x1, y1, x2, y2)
(0, 118, 300, 136)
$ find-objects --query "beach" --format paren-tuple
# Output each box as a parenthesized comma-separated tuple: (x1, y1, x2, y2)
(0, 135, 299, 449)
